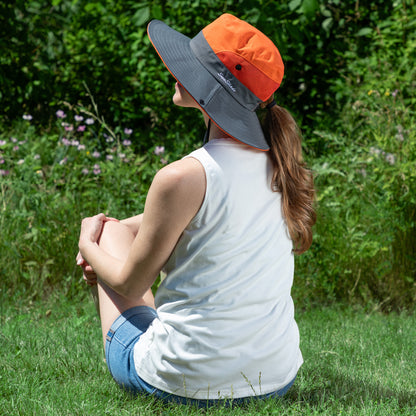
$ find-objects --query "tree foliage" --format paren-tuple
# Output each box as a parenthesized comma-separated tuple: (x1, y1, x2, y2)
(0, 0, 395, 149)
(1, 0, 415, 310)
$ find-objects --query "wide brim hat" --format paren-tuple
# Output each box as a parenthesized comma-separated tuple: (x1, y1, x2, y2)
(147, 14, 284, 151)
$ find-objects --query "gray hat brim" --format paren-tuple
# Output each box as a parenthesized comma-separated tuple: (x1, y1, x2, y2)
(147, 20, 269, 151)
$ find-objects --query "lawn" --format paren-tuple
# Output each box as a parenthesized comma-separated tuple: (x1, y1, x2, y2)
(1, 295, 414, 415)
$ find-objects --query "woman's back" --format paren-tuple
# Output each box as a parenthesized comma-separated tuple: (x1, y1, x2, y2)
(134, 138, 302, 399)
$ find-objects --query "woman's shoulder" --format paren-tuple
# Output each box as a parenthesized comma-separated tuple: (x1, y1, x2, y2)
(150, 157, 206, 206)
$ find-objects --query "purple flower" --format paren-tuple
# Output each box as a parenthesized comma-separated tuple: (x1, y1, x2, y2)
(392, 89, 399, 97)
(154, 146, 165, 156)
(61, 138, 71, 146)
(122, 139, 132, 146)
(124, 128, 133, 135)
(64, 125, 74, 132)
(77, 125, 86, 132)
(13, 146, 19, 151)
(92, 151, 100, 158)
(11, 137, 18, 143)
(0, 158, 4, 164)
(0, 169, 10, 176)
(56, 110, 66, 119)
(93, 164, 101, 175)
(77, 144, 86, 151)
(82, 168, 89, 175)
(74, 115, 84, 122)
(160, 158, 167, 165)
(22, 114, 33, 121)
(71, 140, 80, 147)
(85, 118, 94, 125)
(59, 157, 68, 165)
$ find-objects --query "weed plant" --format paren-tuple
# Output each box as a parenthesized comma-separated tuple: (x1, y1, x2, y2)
(1, 2, 415, 310)
(0, 100, 193, 302)
(294, 2, 416, 311)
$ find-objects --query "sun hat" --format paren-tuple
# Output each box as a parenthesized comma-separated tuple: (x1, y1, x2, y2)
(147, 13, 284, 150)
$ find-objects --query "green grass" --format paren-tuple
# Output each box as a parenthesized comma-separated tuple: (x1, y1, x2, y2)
(1, 296, 415, 415)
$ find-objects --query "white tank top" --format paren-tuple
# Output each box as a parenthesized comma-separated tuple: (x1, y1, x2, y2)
(134, 138, 302, 399)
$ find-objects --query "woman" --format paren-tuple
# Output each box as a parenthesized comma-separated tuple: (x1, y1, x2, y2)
(77, 13, 315, 405)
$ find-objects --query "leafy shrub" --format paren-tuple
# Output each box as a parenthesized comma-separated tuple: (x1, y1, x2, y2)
(294, 1, 416, 311)
(0, 104, 183, 300)
(1, 0, 394, 149)
(1, 1, 415, 311)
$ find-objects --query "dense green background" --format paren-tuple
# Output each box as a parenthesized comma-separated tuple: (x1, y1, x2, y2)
(0, 0, 397, 145)
(1, 0, 415, 311)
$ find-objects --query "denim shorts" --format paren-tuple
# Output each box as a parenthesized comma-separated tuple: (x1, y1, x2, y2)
(105, 305, 296, 407)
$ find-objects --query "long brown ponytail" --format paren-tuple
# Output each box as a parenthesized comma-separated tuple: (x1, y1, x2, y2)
(261, 101, 316, 254)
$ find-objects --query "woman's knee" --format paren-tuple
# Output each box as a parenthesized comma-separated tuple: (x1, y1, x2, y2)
(98, 221, 135, 254)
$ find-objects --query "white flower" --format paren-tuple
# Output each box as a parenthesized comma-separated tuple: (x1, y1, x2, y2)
(385, 153, 395, 165)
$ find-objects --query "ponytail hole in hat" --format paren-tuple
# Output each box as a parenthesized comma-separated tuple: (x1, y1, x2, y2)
(235, 64, 242, 70)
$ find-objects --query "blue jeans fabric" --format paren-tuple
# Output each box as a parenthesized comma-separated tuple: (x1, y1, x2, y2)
(105, 305, 296, 407)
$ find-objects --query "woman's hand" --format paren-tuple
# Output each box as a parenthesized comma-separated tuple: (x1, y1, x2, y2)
(76, 253, 98, 286)
(77, 214, 119, 286)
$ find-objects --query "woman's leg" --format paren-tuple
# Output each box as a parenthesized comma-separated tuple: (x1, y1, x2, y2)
(94, 220, 155, 348)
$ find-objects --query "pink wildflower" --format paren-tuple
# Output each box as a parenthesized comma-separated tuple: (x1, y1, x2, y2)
(56, 110, 66, 118)
(154, 146, 165, 156)
(93, 164, 101, 175)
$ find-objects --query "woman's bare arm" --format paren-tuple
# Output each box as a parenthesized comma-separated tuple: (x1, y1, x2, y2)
(120, 214, 143, 236)
(78, 157, 206, 300)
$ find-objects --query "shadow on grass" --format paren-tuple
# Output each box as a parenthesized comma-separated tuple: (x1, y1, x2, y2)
(286, 368, 416, 411)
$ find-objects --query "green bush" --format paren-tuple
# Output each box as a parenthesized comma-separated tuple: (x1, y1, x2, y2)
(0, 105, 188, 300)
(1, 0, 394, 148)
(1, 1, 415, 311)
(294, 1, 416, 311)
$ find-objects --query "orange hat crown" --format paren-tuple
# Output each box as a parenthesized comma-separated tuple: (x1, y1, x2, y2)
(202, 14, 284, 101)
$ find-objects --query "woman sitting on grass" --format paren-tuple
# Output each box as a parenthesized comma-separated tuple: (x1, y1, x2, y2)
(76, 13, 316, 406)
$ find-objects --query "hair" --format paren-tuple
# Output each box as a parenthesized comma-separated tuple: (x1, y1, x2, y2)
(260, 100, 316, 254)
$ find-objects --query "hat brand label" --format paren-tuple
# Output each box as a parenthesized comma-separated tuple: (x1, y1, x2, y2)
(218, 72, 236, 92)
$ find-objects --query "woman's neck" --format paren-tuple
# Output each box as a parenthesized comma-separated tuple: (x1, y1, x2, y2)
(203, 114, 231, 141)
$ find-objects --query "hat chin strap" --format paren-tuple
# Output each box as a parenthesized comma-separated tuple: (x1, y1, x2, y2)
(203, 118, 211, 145)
